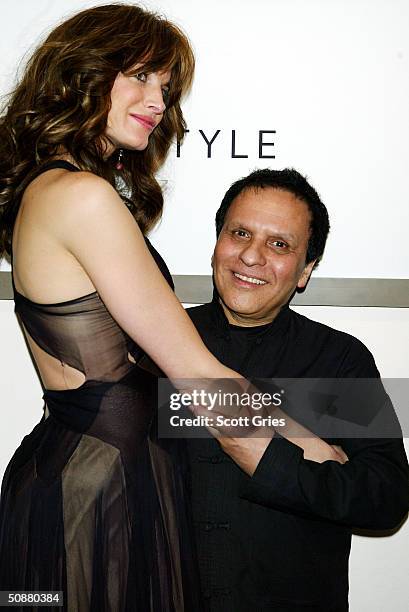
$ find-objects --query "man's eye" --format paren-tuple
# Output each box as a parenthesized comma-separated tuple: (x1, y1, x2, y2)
(233, 229, 249, 238)
(271, 240, 287, 249)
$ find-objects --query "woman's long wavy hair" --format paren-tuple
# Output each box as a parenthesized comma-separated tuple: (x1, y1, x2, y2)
(0, 3, 194, 257)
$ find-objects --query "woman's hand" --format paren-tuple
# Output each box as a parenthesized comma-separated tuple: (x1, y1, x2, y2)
(187, 380, 349, 475)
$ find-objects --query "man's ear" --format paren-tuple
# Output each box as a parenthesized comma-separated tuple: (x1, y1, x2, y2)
(297, 260, 316, 289)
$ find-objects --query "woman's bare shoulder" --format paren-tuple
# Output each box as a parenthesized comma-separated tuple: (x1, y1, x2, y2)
(22, 169, 127, 234)
(43, 170, 122, 212)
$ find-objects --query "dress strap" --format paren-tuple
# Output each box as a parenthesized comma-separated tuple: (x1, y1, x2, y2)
(34, 160, 80, 174)
(11, 159, 81, 265)
(20, 160, 80, 193)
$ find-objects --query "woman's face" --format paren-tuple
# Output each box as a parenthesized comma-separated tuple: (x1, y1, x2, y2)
(105, 65, 171, 154)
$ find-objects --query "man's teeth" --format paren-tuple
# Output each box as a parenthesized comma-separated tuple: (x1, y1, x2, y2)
(234, 273, 266, 285)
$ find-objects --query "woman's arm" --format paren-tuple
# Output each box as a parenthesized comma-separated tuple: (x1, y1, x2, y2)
(218, 434, 348, 476)
(55, 172, 345, 464)
(55, 172, 232, 381)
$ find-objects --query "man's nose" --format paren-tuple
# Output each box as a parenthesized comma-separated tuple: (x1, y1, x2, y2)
(239, 240, 266, 267)
(144, 82, 166, 114)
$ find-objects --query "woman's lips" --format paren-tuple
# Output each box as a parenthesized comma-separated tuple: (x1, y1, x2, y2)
(130, 114, 156, 130)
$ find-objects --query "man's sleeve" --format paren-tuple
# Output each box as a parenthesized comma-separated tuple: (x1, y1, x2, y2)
(239, 339, 409, 529)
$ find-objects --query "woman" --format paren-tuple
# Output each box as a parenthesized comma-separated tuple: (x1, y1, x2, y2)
(0, 5, 213, 610)
(0, 4, 343, 610)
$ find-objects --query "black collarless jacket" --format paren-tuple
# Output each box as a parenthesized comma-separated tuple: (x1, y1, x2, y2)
(186, 298, 409, 612)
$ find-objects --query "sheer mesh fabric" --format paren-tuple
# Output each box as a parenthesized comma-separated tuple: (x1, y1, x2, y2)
(0, 161, 202, 611)
(14, 291, 137, 385)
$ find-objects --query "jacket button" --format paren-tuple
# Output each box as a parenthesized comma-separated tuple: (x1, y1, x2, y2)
(218, 522, 230, 530)
(211, 455, 223, 463)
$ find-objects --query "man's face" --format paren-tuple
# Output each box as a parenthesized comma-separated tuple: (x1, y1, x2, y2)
(212, 187, 316, 326)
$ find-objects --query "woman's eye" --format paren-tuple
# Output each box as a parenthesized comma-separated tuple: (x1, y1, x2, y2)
(161, 86, 170, 102)
(134, 71, 148, 83)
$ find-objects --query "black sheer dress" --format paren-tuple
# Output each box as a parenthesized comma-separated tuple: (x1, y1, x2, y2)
(0, 161, 202, 611)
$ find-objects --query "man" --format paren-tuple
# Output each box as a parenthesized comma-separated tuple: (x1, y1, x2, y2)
(185, 168, 409, 612)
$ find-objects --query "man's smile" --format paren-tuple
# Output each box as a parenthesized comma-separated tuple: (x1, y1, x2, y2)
(233, 272, 267, 286)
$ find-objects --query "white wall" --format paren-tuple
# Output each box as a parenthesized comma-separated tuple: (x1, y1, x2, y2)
(1, 1, 408, 610)
(1, 0, 409, 277)
(1, 300, 408, 612)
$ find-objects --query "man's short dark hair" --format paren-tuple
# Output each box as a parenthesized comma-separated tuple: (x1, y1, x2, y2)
(215, 168, 330, 266)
